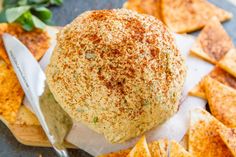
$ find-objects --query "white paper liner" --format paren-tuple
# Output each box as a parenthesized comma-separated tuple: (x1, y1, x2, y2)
(24, 33, 214, 156)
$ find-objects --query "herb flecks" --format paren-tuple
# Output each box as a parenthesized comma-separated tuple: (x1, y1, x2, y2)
(93, 116, 98, 124)
(85, 52, 96, 60)
(142, 100, 150, 106)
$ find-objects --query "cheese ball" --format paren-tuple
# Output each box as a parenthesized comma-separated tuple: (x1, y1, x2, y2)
(46, 9, 186, 143)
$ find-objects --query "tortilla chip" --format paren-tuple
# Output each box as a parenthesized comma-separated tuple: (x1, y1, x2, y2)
(189, 81, 206, 99)
(158, 139, 169, 157)
(170, 140, 192, 157)
(179, 133, 188, 150)
(98, 149, 130, 157)
(189, 108, 232, 157)
(189, 66, 236, 99)
(161, 0, 233, 33)
(127, 136, 151, 157)
(190, 17, 234, 64)
(204, 76, 236, 128)
(99, 140, 166, 157)
(123, 0, 162, 20)
(218, 128, 236, 157)
(14, 105, 40, 126)
(218, 48, 236, 78)
(0, 59, 24, 123)
(0, 23, 50, 64)
(148, 141, 162, 157)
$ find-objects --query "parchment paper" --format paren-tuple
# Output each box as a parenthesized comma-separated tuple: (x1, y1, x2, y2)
(24, 33, 214, 156)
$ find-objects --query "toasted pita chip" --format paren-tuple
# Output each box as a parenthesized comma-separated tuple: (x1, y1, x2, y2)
(170, 140, 192, 157)
(127, 136, 151, 157)
(204, 76, 236, 127)
(0, 59, 24, 123)
(161, 0, 232, 33)
(218, 128, 236, 157)
(148, 141, 162, 157)
(0, 23, 50, 64)
(98, 149, 130, 157)
(189, 66, 236, 99)
(99, 140, 166, 157)
(189, 108, 232, 157)
(189, 81, 206, 99)
(218, 48, 236, 78)
(123, 0, 162, 20)
(14, 105, 40, 126)
(190, 17, 234, 64)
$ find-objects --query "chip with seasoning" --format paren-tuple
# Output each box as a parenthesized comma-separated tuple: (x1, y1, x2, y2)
(123, 0, 162, 20)
(204, 77, 236, 128)
(218, 48, 236, 78)
(148, 141, 164, 157)
(99, 138, 167, 157)
(170, 140, 192, 157)
(218, 128, 236, 157)
(161, 0, 232, 33)
(0, 23, 50, 65)
(188, 108, 232, 157)
(0, 59, 24, 123)
(0, 23, 50, 123)
(127, 136, 151, 157)
(190, 17, 234, 64)
(98, 149, 130, 157)
(189, 66, 236, 99)
(14, 105, 40, 126)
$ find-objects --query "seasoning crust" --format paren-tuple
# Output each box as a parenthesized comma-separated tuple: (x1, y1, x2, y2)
(46, 9, 186, 143)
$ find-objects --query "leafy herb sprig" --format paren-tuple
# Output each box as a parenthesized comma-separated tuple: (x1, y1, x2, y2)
(0, 0, 63, 31)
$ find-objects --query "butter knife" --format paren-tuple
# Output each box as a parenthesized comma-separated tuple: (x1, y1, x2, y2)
(2, 33, 72, 157)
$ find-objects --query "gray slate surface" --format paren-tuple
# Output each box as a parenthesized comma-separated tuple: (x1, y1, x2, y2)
(0, 0, 235, 156)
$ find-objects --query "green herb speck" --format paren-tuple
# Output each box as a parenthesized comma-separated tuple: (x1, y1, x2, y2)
(93, 116, 98, 124)
(143, 100, 150, 106)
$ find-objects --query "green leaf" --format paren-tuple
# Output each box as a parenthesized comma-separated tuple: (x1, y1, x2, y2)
(32, 15, 46, 29)
(18, 0, 28, 5)
(3, 0, 18, 8)
(17, 11, 34, 31)
(6, 6, 31, 22)
(50, 0, 63, 5)
(33, 6, 52, 22)
(0, 9, 7, 22)
(28, 0, 48, 4)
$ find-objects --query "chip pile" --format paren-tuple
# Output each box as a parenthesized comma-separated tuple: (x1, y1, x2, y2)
(100, 108, 236, 157)
(0, 23, 49, 123)
(99, 136, 192, 157)
(188, 15, 236, 130)
(123, 0, 232, 33)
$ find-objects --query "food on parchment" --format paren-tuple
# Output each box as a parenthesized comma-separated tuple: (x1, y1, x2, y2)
(218, 127, 236, 157)
(204, 77, 236, 128)
(188, 108, 232, 157)
(46, 9, 186, 143)
(218, 48, 236, 78)
(189, 66, 236, 99)
(190, 17, 234, 64)
(127, 136, 151, 157)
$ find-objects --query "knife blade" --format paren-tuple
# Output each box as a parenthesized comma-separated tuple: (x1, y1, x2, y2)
(2, 33, 72, 157)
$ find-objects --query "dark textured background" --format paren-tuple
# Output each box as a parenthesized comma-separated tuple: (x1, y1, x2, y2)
(0, 0, 235, 156)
